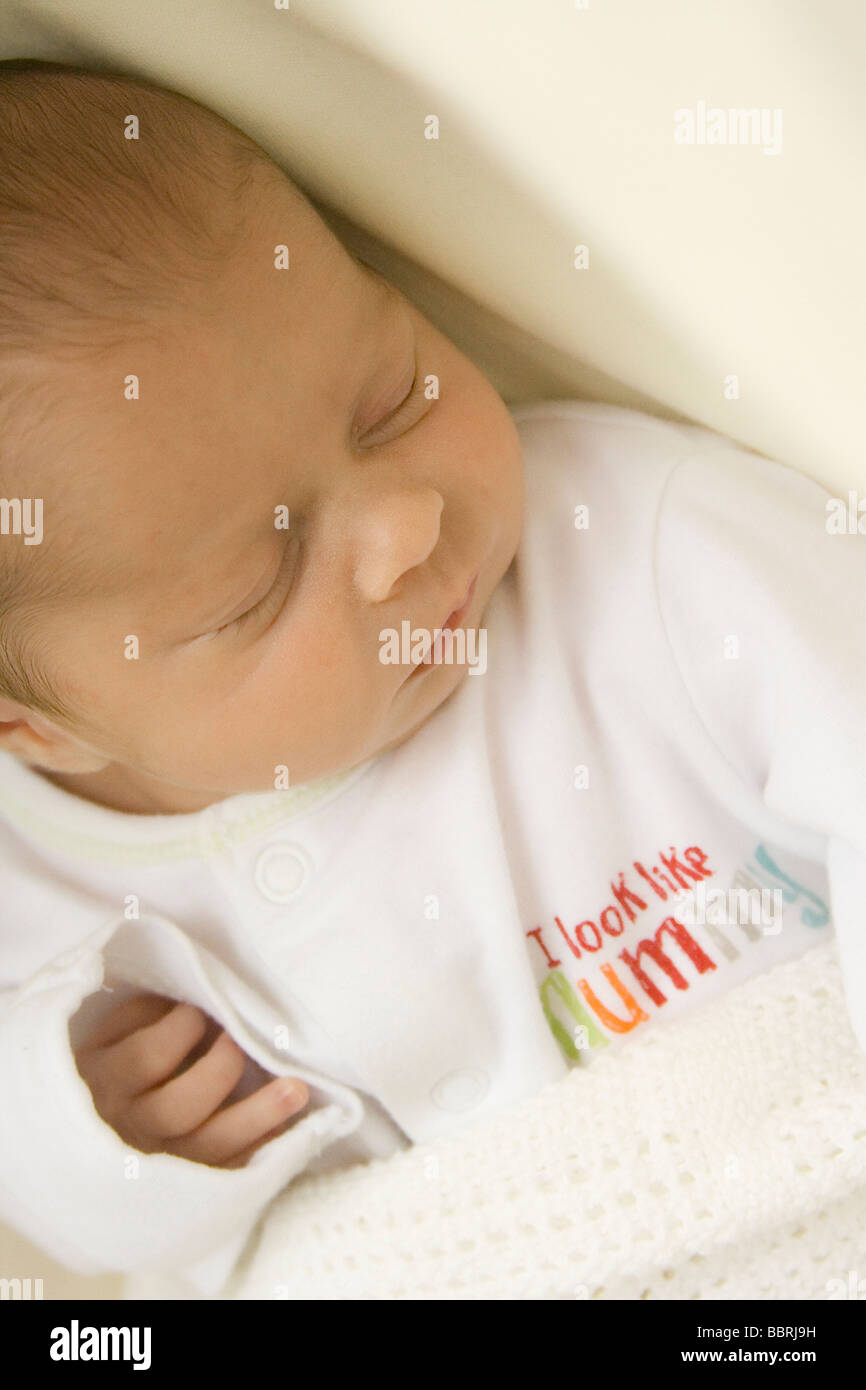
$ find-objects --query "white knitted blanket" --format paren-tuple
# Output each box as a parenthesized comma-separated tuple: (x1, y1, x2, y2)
(204, 940, 866, 1300)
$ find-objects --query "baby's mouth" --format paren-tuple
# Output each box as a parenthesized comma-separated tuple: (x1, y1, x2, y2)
(402, 572, 479, 683)
(441, 573, 477, 632)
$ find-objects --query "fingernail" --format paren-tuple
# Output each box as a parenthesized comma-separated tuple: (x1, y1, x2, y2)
(280, 1080, 306, 1106)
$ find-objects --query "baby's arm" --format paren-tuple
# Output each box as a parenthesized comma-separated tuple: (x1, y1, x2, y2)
(654, 441, 866, 1043)
(73, 992, 309, 1169)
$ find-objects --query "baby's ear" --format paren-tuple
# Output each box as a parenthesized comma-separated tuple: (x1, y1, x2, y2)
(0, 702, 109, 772)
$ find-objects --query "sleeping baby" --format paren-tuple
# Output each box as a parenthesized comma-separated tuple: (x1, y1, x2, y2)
(0, 60, 863, 1296)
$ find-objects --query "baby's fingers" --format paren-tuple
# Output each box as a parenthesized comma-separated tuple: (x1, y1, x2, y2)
(167, 1076, 309, 1168)
(99, 1002, 210, 1095)
(77, 992, 177, 1054)
(127, 1029, 248, 1137)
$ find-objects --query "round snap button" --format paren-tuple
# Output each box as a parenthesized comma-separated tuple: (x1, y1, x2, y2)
(430, 1068, 490, 1112)
(254, 844, 311, 904)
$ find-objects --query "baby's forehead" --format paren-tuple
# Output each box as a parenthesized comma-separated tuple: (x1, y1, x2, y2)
(7, 207, 385, 613)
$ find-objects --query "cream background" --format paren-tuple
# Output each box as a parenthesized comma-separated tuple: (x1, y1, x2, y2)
(0, 0, 862, 1300)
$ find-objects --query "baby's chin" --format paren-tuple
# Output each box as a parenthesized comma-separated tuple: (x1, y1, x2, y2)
(362, 657, 468, 763)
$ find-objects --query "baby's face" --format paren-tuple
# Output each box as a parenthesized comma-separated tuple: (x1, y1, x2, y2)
(32, 167, 524, 811)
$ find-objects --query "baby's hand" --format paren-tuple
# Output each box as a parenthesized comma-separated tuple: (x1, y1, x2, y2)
(73, 992, 309, 1169)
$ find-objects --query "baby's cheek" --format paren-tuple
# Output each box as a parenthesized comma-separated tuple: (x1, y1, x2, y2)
(253, 621, 380, 765)
(472, 402, 522, 509)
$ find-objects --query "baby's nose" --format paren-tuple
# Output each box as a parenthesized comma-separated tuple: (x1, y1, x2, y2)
(352, 488, 444, 602)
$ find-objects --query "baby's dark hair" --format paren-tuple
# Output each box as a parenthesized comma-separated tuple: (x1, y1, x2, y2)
(0, 59, 279, 726)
